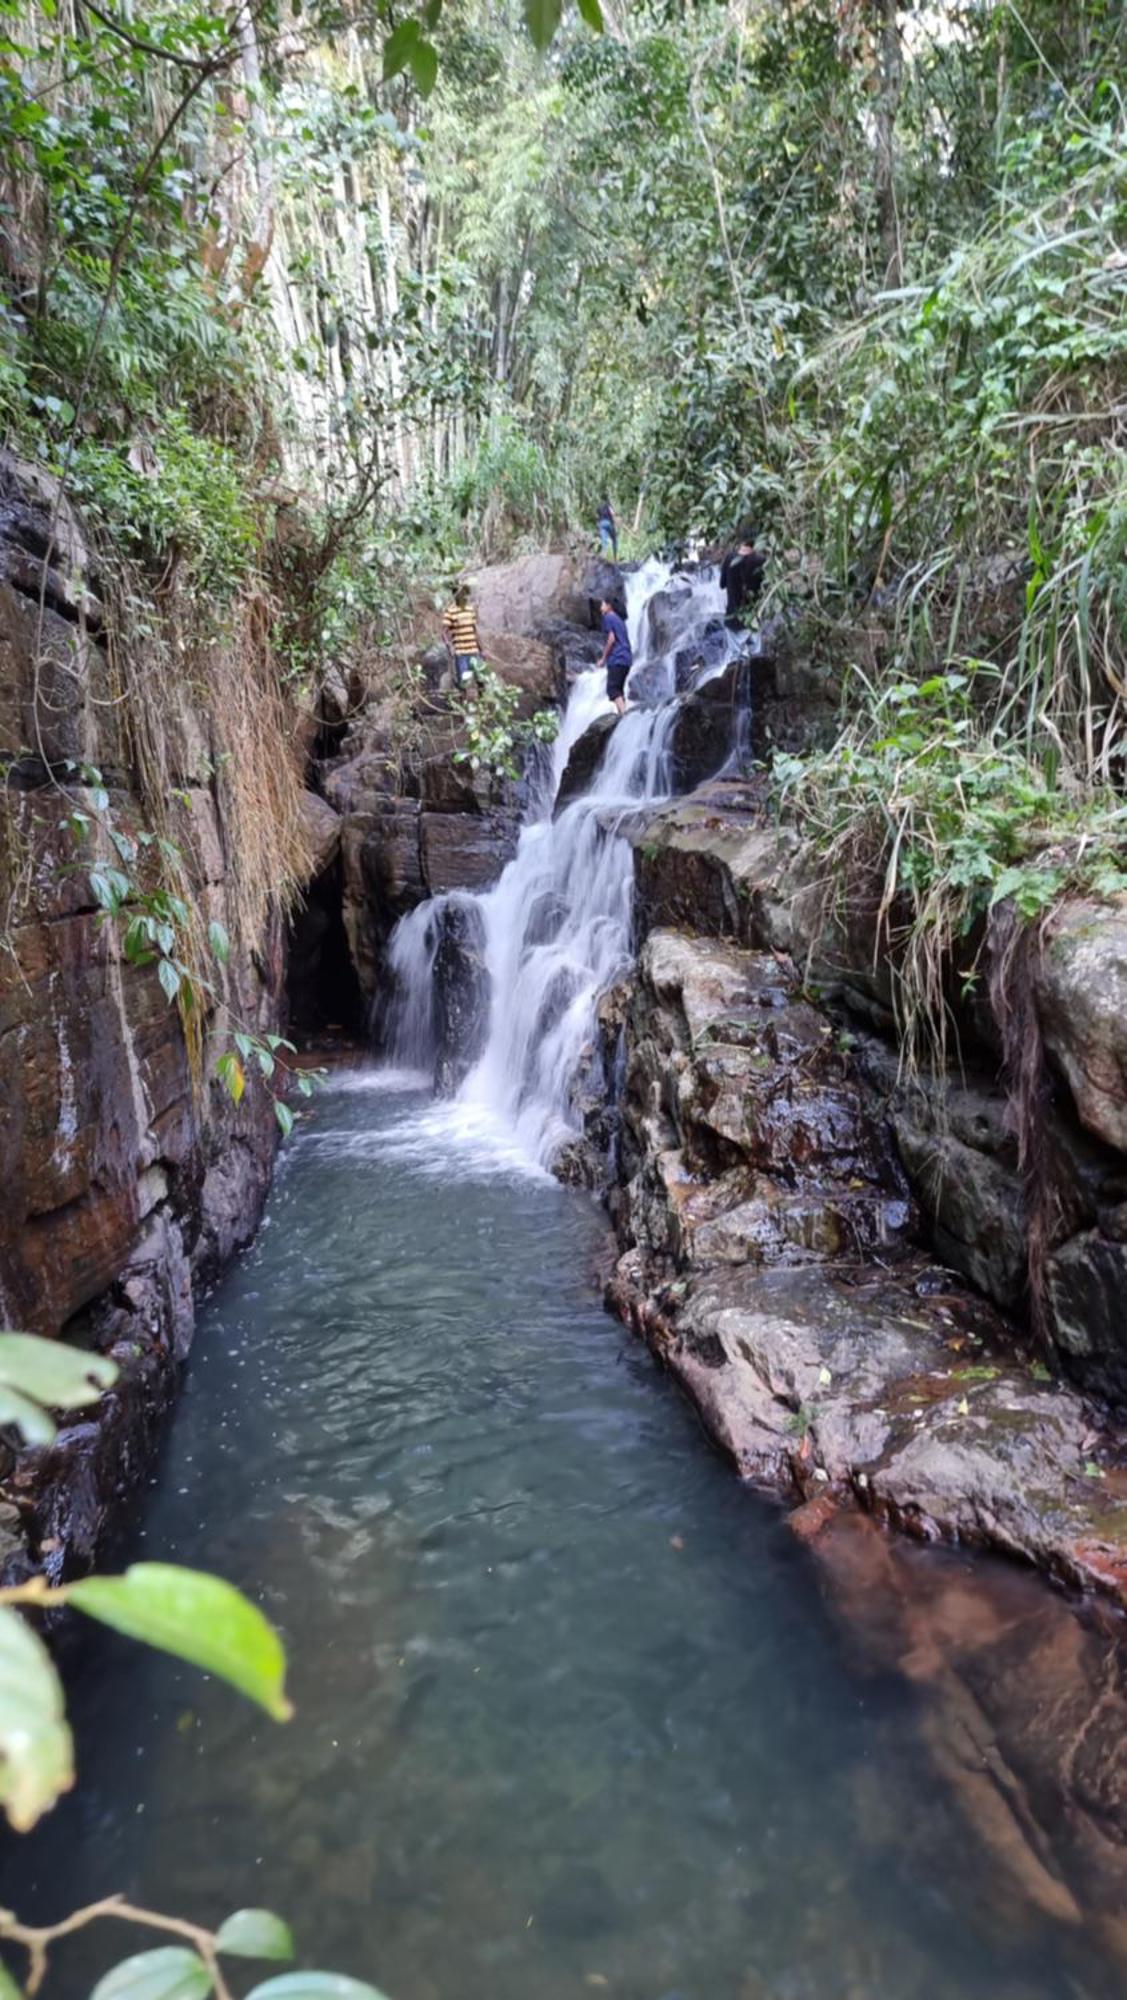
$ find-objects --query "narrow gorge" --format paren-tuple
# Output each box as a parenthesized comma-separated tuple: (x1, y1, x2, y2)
(3, 4, 1127, 1994)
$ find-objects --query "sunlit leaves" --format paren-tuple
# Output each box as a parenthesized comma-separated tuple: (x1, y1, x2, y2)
(66, 1566, 294, 1721)
(216, 1050, 246, 1105)
(0, 1608, 73, 1832)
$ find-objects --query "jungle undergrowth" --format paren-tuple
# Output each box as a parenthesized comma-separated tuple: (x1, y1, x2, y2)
(774, 666, 1127, 1083)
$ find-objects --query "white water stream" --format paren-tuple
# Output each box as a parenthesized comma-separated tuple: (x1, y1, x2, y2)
(388, 559, 746, 1168)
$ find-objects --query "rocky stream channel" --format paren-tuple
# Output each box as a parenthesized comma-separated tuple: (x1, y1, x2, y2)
(3, 471, 1127, 1995)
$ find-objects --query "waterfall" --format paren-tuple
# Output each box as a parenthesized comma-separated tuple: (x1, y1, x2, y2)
(387, 560, 748, 1168)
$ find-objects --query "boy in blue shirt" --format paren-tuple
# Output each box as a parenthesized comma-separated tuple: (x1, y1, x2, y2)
(598, 596, 632, 715)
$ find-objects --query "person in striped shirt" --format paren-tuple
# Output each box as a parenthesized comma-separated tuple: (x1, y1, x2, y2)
(442, 581, 489, 688)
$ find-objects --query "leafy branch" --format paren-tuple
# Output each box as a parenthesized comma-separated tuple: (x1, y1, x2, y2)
(0, 1336, 388, 1999)
(62, 764, 323, 1137)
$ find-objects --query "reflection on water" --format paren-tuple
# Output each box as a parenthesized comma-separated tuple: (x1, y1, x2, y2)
(3, 1076, 1118, 1998)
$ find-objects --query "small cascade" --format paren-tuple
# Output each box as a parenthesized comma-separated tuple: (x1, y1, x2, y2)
(387, 560, 749, 1168)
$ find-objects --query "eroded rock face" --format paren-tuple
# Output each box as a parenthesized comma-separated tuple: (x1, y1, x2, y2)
(614, 930, 911, 1275)
(0, 455, 293, 1574)
(625, 782, 1127, 1403)
(605, 918, 1127, 1605)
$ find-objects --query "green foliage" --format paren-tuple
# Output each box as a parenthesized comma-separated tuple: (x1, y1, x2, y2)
(0, 1339, 394, 1994)
(453, 664, 558, 783)
(382, 17, 439, 96)
(775, 669, 1127, 1061)
(66, 1566, 293, 1722)
(91, 1948, 213, 2000)
(0, 1604, 72, 1834)
(60, 764, 322, 1133)
(0, 1332, 117, 1446)
(445, 407, 564, 556)
(69, 417, 256, 600)
(213, 1912, 295, 1963)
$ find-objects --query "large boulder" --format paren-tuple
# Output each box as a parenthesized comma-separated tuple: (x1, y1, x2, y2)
(1045, 1230, 1127, 1403)
(672, 619, 732, 692)
(535, 619, 604, 685)
(467, 553, 577, 636)
(892, 1118, 1027, 1313)
(615, 929, 911, 1272)
(298, 790, 341, 880)
(1035, 900, 1127, 1152)
(579, 556, 628, 613)
(666, 692, 737, 792)
(634, 576, 696, 662)
(554, 712, 618, 813)
(433, 899, 490, 1096)
(420, 808, 519, 896)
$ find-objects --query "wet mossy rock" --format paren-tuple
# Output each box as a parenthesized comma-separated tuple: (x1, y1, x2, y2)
(433, 899, 490, 1097)
(555, 712, 618, 814)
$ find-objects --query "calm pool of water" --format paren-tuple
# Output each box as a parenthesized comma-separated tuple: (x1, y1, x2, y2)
(3, 1076, 1115, 1997)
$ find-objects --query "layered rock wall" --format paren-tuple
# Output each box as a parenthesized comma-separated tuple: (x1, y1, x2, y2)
(561, 767, 1127, 1605)
(625, 776, 1127, 1404)
(0, 457, 306, 1572)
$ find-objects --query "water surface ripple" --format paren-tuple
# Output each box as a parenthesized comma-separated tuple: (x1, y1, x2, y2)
(5, 1076, 1115, 1999)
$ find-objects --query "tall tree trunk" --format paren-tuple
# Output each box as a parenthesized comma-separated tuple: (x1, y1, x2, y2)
(235, 2, 274, 294)
(873, 0, 902, 287)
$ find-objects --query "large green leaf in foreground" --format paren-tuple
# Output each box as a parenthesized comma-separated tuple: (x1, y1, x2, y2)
(245, 1977, 391, 2000)
(0, 1605, 73, 1831)
(90, 1946, 213, 2000)
(66, 1566, 293, 1720)
(0, 1332, 118, 1444)
(215, 1909, 295, 1961)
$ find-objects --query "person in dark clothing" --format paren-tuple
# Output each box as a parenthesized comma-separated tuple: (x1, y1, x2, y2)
(597, 497, 618, 560)
(719, 538, 766, 625)
(598, 596, 632, 715)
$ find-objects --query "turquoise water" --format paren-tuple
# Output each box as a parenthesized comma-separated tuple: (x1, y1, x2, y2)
(4, 1076, 1116, 1998)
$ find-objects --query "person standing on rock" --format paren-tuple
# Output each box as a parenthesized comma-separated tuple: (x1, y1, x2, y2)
(596, 497, 618, 561)
(442, 580, 488, 690)
(719, 535, 766, 627)
(598, 595, 632, 716)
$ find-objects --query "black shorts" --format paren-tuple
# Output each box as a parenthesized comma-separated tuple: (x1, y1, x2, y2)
(607, 658, 630, 700)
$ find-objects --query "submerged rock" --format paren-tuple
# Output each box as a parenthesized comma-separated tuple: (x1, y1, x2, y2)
(807, 1511, 1127, 1959)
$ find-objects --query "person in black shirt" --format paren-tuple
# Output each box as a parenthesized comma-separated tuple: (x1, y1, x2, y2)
(719, 537, 766, 626)
(597, 498, 618, 560)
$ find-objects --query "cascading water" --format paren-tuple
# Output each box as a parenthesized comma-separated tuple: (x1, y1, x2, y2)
(387, 560, 747, 1167)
